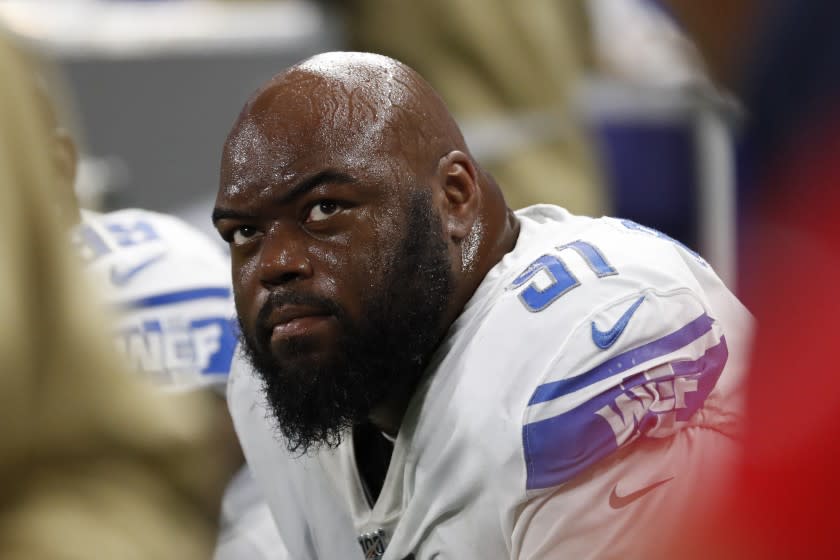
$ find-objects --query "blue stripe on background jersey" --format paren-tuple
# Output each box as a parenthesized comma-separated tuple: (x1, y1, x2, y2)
(120, 287, 232, 309)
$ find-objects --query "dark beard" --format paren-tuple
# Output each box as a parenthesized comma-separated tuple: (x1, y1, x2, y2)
(238, 191, 453, 454)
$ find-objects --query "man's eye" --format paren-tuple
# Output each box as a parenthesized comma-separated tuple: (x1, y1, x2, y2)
(231, 225, 259, 246)
(306, 201, 342, 223)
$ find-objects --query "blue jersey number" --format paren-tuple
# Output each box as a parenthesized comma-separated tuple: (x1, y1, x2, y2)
(73, 219, 161, 262)
(512, 240, 617, 312)
(512, 224, 706, 312)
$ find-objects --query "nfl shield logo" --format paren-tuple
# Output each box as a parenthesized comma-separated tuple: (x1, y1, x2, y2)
(357, 528, 388, 559)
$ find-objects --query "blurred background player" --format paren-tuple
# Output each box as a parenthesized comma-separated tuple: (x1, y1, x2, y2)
(72, 207, 289, 560)
(20, 26, 287, 559)
(0, 32, 231, 560)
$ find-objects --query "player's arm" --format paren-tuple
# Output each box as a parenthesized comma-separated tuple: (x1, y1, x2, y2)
(512, 289, 745, 559)
(513, 423, 738, 559)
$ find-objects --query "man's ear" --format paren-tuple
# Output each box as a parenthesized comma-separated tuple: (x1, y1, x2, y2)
(437, 150, 479, 241)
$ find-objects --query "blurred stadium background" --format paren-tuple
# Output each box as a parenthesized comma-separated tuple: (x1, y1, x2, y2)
(5, 1, 840, 558)
(0, 0, 740, 290)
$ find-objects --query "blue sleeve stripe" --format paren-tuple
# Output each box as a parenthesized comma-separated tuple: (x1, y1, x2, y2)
(528, 313, 714, 406)
(118, 287, 232, 309)
(523, 336, 728, 490)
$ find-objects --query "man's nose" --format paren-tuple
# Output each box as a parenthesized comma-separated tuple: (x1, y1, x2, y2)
(258, 229, 313, 286)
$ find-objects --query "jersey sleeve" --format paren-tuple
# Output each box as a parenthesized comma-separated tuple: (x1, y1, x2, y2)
(513, 422, 739, 559)
(505, 217, 750, 558)
(73, 209, 237, 391)
(521, 288, 734, 491)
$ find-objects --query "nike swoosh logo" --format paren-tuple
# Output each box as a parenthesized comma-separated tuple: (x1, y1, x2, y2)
(110, 252, 166, 286)
(609, 476, 673, 509)
(591, 295, 645, 349)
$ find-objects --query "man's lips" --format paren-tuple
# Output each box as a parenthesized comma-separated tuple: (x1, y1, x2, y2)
(266, 304, 334, 339)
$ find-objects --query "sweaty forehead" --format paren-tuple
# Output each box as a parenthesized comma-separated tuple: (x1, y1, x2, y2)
(220, 52, 465, 201)
(249, 53, 419, 150)
(295, 51, 403, 90)
(221, 58, 417, 192)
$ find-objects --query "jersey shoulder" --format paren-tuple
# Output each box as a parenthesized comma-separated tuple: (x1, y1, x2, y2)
(74, 208, 230, 299)
(76, 208, 227, 263)
(73, 209, 236, 389)
(478, 207, 744, 491)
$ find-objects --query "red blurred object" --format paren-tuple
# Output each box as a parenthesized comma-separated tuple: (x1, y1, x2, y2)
(734, 110, 840, 558)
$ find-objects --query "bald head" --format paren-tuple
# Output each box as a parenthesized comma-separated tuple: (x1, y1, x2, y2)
(219, 51, 516, 276)
(224, 52, 469, 194)
(215, 51, 519, 443)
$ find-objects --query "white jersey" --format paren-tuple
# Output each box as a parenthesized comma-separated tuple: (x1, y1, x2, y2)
(228, 205, 752, 560)
(214, 467, 290, 560)
(73, 209, 287, 560)
(74, 208, 237, 390)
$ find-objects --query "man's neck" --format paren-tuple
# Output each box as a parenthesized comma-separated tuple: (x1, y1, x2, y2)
(368, 375, 419, 437)
(353, 422, 394, 506)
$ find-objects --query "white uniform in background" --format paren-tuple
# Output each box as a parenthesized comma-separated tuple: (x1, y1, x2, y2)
(229, 205, 752, 560)
(73, 209, 288, 560)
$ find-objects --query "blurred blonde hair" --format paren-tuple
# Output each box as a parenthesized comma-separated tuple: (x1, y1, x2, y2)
(0, 35, 233, 560)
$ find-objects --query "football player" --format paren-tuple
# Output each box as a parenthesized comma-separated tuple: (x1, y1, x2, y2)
(73, 208, 288, 560)
(0, 36, 228, 560)
(215, 52, 752, 559)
